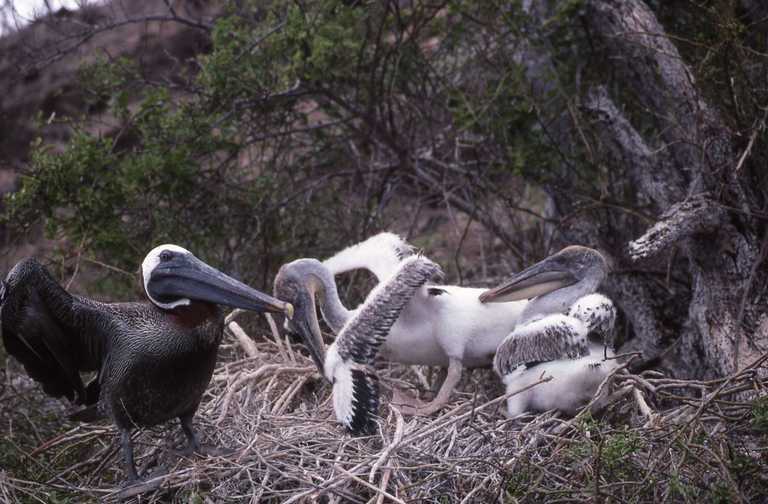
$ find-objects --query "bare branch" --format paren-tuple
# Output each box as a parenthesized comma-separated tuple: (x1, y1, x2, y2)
(628, 195, 724, 261)
(582, 85, 683, 208)
(586, 0, 732, 187)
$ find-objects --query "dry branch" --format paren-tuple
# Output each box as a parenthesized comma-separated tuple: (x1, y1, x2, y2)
(2, 321, 767, 503)
(628, 195, 724, 261)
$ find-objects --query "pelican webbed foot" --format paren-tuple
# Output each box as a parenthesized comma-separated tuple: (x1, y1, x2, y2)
(113, 468, 168, 500)
(391, 386, 428, 413)
(174, 414, 237, 458)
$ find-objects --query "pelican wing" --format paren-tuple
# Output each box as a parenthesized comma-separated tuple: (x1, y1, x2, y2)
(335, 254, 441, 365)
(1, 259, 106, 405)
(329, 255, 440, 434)
(323, 232, 415, 282)
(568, 293, 617, 349)
(494, 314, 589, 376)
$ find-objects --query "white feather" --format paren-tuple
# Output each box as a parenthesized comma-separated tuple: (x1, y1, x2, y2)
(382, 284, 526, 367)
(323, 232, 412, 282)
(568, 293, 616, 337)
(503, 346, 618, 416)
(141, 244, 192, 310)
(336, 255, 424, 337)
(500, 294, 618, 416)
(323, 234, 527, 368)
(325, 343, 355, 427)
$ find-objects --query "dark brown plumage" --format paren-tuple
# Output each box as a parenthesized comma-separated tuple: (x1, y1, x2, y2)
(1, 246, 290, 482)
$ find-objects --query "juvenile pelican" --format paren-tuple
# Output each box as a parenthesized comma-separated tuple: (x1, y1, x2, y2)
(275, 255, 441, 433)
(0, 245, 292, 482)
(280, 232, 527, 416)
(322, 232, 414, 282)
(480, 246, 618, 416)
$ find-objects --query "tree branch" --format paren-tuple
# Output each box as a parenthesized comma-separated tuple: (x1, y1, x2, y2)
(628, 195, 724, 261)
(586, 0, 731, 189)
(582, 85, 683, 209)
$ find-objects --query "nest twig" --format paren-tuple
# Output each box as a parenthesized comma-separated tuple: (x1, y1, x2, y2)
(2, 325, 768, 503)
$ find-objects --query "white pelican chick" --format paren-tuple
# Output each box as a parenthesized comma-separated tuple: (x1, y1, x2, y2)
(480, 246, 618, 417)
(275, 254, 441, 433)
(281, 232, 528, 416)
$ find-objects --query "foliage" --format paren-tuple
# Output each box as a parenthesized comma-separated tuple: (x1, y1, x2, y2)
(2, 0, 561, 290)
(751, 395, 768, 432)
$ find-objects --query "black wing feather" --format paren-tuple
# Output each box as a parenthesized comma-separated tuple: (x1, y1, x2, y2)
(335, 255, 440, 434)
(336, 255, 441, 365)
(494, 316, 589, 376)
(1, 259, 105, 405)
(347, 368, 379, 435)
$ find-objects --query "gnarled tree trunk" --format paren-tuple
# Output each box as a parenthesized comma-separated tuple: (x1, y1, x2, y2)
(521, 0, 767, 378)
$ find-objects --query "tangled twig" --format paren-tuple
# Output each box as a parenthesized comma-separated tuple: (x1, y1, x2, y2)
(2, 326, 767, 503)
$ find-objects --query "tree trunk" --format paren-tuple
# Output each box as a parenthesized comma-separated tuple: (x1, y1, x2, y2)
(521, 0, 768, 378)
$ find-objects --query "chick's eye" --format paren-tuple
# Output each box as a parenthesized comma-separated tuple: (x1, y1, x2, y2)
(159, 251, 174, 262)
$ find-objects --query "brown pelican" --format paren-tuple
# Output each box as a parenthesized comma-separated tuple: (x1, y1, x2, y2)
(280, 232, 527, 415)
(480, 246, 618, 416)
(275, 254, 441, 433)
(0, 245, 292, 482)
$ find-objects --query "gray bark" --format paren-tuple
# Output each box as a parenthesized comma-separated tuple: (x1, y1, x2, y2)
(587, 0, 766, 378)
(516, 1, 682, 370)
(521, 0, 768, 378)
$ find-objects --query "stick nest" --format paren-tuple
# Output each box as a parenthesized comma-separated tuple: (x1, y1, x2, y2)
(2, 318, 768, 503)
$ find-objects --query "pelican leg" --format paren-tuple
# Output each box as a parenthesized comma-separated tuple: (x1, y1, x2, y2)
(115, 429, 168, 498)
(431, 367, 448, 394)
(179, 413, 202, 455)
(178, 413, 235, 457)
(120, 429, 139, 482)
(397, 358, 463, 416)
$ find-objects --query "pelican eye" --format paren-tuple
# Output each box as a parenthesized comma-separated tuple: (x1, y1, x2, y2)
(159, 251, 175, 262)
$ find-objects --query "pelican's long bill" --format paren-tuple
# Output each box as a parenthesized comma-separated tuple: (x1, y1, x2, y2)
(286, 288, 327, 379)
(147, 253, 292, 315)
(479, 253, 578, 303)
(272, 260, 329, 380)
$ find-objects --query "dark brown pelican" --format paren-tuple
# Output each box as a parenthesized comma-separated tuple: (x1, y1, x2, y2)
(480, 246, 618, 416)
(275, 254, 441, 433)
(0, 244, 292, 482)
